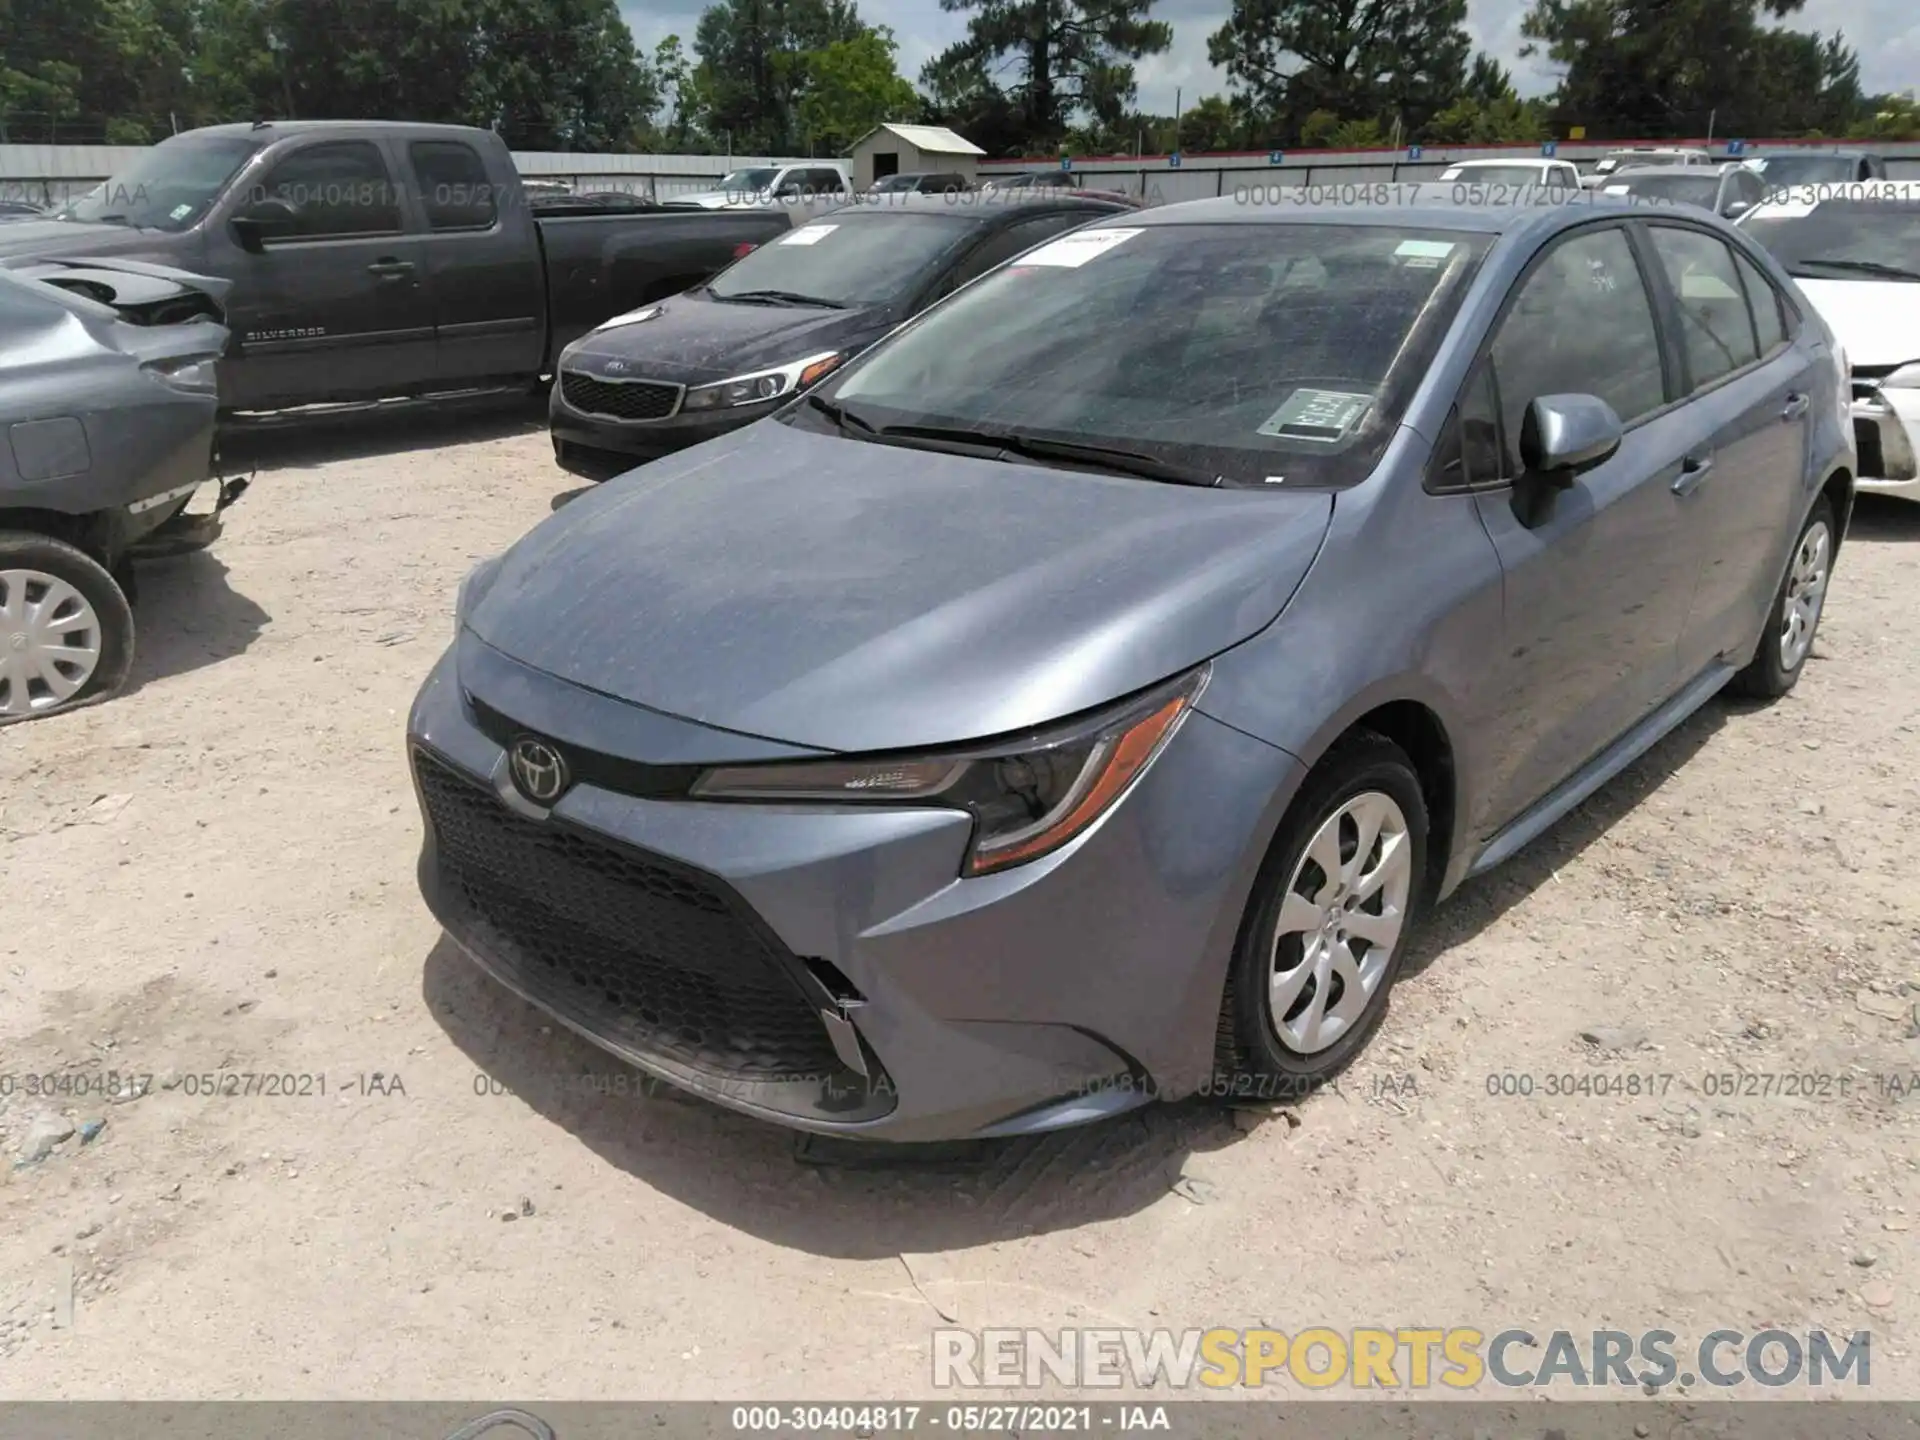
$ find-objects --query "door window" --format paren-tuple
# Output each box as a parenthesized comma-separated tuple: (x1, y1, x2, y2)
(410, 141, 498, 230)
(1427, 361, 1506, 492)
(805, 168, 848, 195)
(1731, 250, 1787, 355)
(1486, 226, 1666, 470)
(256, 141, 401, 239)
(1648, 226, 1759, 389)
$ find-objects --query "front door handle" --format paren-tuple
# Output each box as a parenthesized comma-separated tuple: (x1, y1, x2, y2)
(1781, 392, 1810, 421)
(1672, 454, 1714, 497)
(366, 258, 415, 280)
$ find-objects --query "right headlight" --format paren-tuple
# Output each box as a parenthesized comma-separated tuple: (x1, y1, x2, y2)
(691, 668, 1206, 875)
(453, 553, 505, 637)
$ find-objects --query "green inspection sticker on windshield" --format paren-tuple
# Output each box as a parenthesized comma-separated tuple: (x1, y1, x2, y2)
(1257, 389, 1373, 442)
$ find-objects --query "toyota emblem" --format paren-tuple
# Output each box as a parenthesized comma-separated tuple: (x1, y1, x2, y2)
(508, 736, 570, 805)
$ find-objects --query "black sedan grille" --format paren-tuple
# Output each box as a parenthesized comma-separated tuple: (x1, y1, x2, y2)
(560, 370, 682, 422)
(414, 749, 853, 1086)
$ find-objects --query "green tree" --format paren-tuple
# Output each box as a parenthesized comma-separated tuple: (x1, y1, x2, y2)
(797, 27, 917, 153)
(1178, 93, 1242, 152)
(1519, 0, 1864, 139)
(1208, 0, 1471, 147)
(921, 0, 1172, 152)
(694, 0, 867, 154)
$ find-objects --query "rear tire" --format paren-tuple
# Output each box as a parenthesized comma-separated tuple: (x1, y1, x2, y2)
(1215, 732, 1429, 1101)
(0, 532, 135, 725)
(1729, 496, 1833, 700)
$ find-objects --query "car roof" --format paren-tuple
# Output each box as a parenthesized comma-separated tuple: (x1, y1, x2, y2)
(186, 119, 495, 141)
(1602, 165, 1727, 180)
(1131, 191, 1664, 237)
(829, 192, 1127, 225)
(1443, 157, 1564, 167)
(1750, 147, 1873, 158)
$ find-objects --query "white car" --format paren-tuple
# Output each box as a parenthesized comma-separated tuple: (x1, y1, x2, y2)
(673, 163, 851, 210)
(1743, 181, 1920, 501)
(1581, 147, 1714, 189)
(1435, 157, 1583, 190)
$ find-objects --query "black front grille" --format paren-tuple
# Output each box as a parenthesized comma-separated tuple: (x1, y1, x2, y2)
(414, 748, 850, 1084)
(560, 371, 681, 421)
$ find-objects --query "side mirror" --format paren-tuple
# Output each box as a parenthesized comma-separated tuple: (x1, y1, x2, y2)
(230, 196, 297, 251)
(1520, 394, 1623, 486)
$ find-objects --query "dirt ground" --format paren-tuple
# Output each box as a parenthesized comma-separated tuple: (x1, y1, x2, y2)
(3, 407, 1920, 1401)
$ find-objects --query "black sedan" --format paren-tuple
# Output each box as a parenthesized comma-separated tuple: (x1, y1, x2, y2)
(548, 192, 1131, 478)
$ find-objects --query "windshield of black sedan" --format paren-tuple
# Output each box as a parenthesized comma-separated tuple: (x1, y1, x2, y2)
(718, 168, 780, 191)
(707, 211, 976, 306)
(56, 134, 261, 231)
(817, 222, 1491, 488)
(1743, 199, 1920, 278)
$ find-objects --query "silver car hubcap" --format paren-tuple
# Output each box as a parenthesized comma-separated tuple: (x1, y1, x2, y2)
(1269, 790, 1412, 1056)
(1779, 520, 1830, 672)
(0, 569, 104, 717)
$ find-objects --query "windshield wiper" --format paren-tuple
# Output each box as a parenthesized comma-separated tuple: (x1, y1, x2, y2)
(862, 420, 1222, 487)
(804, 393, 879, 435)
(1788, 257, 1920, 283)
(88, 213, 130, 226)
(712, 288, 850, 309)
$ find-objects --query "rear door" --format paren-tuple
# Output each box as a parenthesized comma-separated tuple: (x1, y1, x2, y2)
(406, 137, 545, 386)
(218, 137, 437, 408)
(1464, 222, 1709, 836)
(1642, 223, 1814, 675)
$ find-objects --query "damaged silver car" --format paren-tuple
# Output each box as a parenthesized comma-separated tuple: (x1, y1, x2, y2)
(0, 256, 244, 723)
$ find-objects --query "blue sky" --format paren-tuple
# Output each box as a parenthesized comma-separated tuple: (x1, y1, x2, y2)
(618, 0, 1920, 117)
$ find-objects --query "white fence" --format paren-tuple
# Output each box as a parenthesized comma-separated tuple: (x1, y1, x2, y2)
(5, 137, 1919, 207)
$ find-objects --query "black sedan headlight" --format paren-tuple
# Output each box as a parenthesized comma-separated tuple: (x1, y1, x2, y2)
(681, 351, 843, 411)
(692, 668, 1206, 875)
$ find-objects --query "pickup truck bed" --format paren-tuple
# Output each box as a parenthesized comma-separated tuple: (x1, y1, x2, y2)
(0, 121, 795, 417)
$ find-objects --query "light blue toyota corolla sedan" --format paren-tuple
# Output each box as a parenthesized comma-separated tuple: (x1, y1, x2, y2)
(409, 192, 1855, 1141)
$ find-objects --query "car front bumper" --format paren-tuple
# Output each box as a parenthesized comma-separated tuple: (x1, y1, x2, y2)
(406, 641, 1298, 1141)
(548, 380, 779, 478)
(1852, 381, 1920, 501)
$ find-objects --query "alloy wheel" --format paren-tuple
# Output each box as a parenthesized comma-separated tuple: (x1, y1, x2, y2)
(1267, 790, 1413, 1055)
(1779, 519, 1830, 673)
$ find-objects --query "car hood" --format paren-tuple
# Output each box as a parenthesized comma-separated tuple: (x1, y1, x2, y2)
(0, 219, 176, 260)
(466, 423, 1334, 753)
(1794, 278, 1920, 368)
(561, 292, 891, 385)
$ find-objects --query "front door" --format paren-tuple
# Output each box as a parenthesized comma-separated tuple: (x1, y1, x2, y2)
(1463, 223, 1707, 838)
(217, 138, 438, 409)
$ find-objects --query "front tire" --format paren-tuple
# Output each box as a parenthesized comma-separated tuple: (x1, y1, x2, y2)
(1216, 732, 1429, 1097)
(0, 533, 135, 725)
(1729, 496, 1833, 700)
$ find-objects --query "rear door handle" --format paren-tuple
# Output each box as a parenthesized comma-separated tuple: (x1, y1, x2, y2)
(366, 259, 415, 280)
(1672, 454, 1714, 497)
(1782, 392, 1810, 420)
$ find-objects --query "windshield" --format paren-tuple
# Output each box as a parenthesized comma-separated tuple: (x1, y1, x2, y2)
(810, 221, 1491, 489)
(718, 168, 780, 191)
(1607, 174, 1720, 206)
(870, 175, 919, 193)
(1749, 154, 1858, 186)
(707, 211, 977, 306)
(1441, 164, 1563, 186)
(1743, 199, 1920, 279)
(55, 133, 261, 231)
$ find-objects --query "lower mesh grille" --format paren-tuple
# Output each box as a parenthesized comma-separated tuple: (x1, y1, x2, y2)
(560, 371, 681, 421)
(414, 748, 851, 1084)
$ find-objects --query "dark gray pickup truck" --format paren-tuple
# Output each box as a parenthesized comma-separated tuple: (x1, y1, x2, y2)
(0, 121, 796, 414)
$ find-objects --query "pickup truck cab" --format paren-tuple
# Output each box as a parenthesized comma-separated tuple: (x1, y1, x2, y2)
(0, 122, 796, 414)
